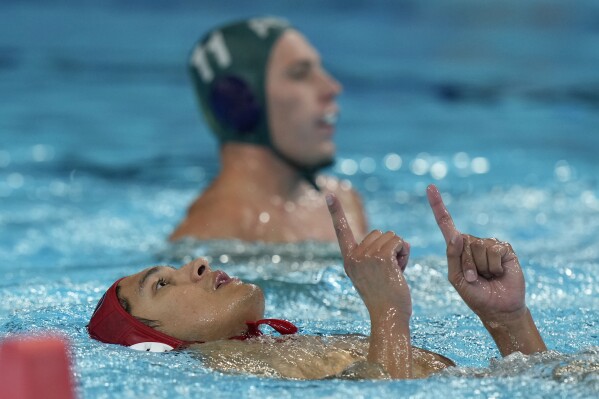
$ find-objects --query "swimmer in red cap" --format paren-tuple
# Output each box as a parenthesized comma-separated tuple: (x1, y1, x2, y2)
(170, 17, 368, 243)
(91, 187, 546, 379)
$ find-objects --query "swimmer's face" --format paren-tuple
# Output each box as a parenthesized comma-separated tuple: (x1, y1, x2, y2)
(117, 258, 265, 342)
(266, 30, 342, 169)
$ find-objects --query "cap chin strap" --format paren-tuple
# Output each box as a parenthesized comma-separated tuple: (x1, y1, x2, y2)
(230, 318, 298, 340)
(270, 145, 334, 192)
(128, 319, 297, 352)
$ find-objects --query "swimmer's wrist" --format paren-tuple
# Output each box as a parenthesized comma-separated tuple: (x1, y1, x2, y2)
(367, 302, 412, 325)
(369, 307, 411, 326)
(477, 305, 528, 326)
(368, 307, 413, 379)
(481, 307, 547, 357)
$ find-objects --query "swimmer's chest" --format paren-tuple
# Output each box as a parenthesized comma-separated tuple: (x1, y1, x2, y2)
(193, 335, 452, 380)
(195, 335, 362, 379)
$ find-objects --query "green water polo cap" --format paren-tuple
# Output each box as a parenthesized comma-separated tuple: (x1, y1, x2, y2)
(188, 17, 290, 146)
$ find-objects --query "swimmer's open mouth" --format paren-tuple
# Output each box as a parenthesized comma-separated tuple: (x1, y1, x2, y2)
(214, 271, 233, 289)
(320, 111, 338, 126)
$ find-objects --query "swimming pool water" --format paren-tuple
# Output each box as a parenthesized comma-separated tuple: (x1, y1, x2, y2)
(1, 0, 598, 398)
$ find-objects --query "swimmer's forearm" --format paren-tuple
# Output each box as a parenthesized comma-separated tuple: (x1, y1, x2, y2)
(482, 307, 547, 357)
(368, 309, 413, 379)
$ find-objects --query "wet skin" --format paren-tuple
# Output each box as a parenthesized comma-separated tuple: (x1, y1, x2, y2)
(118, 258, 265, 343)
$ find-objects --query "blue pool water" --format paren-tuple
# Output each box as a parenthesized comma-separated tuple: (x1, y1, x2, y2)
(1, 0, 598, 397)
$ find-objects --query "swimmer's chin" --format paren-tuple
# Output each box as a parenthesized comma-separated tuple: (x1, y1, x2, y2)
(238, 284, 266, 321)
(307, 157, 335, 174)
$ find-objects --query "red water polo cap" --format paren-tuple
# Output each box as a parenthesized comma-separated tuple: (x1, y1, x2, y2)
(87, 278, 189, 352)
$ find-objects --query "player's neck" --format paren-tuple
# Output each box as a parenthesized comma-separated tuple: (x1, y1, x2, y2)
(219, 143, 315, 199)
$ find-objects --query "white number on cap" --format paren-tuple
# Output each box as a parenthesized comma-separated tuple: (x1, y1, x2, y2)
(248, 17, 287, 38)
(191, 31, 231, 83)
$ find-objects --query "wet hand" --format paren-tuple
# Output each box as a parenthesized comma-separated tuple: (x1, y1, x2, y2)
(326, 193, 411, 319)
(426, 184, 526, 323)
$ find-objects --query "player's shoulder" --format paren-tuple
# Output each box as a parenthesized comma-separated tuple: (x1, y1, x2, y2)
(170, 194, 256, 241)
(317, 175, 362, 203)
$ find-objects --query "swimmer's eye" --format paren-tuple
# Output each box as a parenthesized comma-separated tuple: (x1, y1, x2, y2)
(156, 278, 168, 291)
(287, 62, 311, 80)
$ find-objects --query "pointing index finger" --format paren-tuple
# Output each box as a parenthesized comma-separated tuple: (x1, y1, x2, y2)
(326, 193, 357, 257)
(426, 184, 460, 244)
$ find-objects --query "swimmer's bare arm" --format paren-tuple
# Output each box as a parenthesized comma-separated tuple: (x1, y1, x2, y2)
(427, 184, 547, 357)
(327, 193, 413, 379)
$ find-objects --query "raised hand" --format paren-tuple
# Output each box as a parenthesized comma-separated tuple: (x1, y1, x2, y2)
(426, 184, 525, 321)
(326, 193, 413, 378)
(326, 193, 411, 318)
(427, 184, 546, 356)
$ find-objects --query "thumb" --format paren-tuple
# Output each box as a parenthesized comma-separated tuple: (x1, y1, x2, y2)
(447, 231, 464, 282)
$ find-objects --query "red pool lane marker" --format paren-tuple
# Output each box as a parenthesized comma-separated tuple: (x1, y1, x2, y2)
(0, 335, 76, 399)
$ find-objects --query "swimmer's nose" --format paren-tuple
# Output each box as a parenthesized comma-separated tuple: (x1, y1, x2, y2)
(319, 69, 342, 98)
(188, 258, 211, 283)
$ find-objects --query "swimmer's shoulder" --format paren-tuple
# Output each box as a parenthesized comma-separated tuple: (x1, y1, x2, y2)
(412, 347, 456, 376)
(318, 175, 368, 237)
(318, 175, 364, 208)
(317, 335, 455, 378)
(170, 190, 259, 241)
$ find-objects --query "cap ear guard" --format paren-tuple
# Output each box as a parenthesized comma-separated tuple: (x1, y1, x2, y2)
(87, 278, 191, 351)
(129, 342, 175, 353)
(210, 75, 262, 133)
(188, 18, 290, 146)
